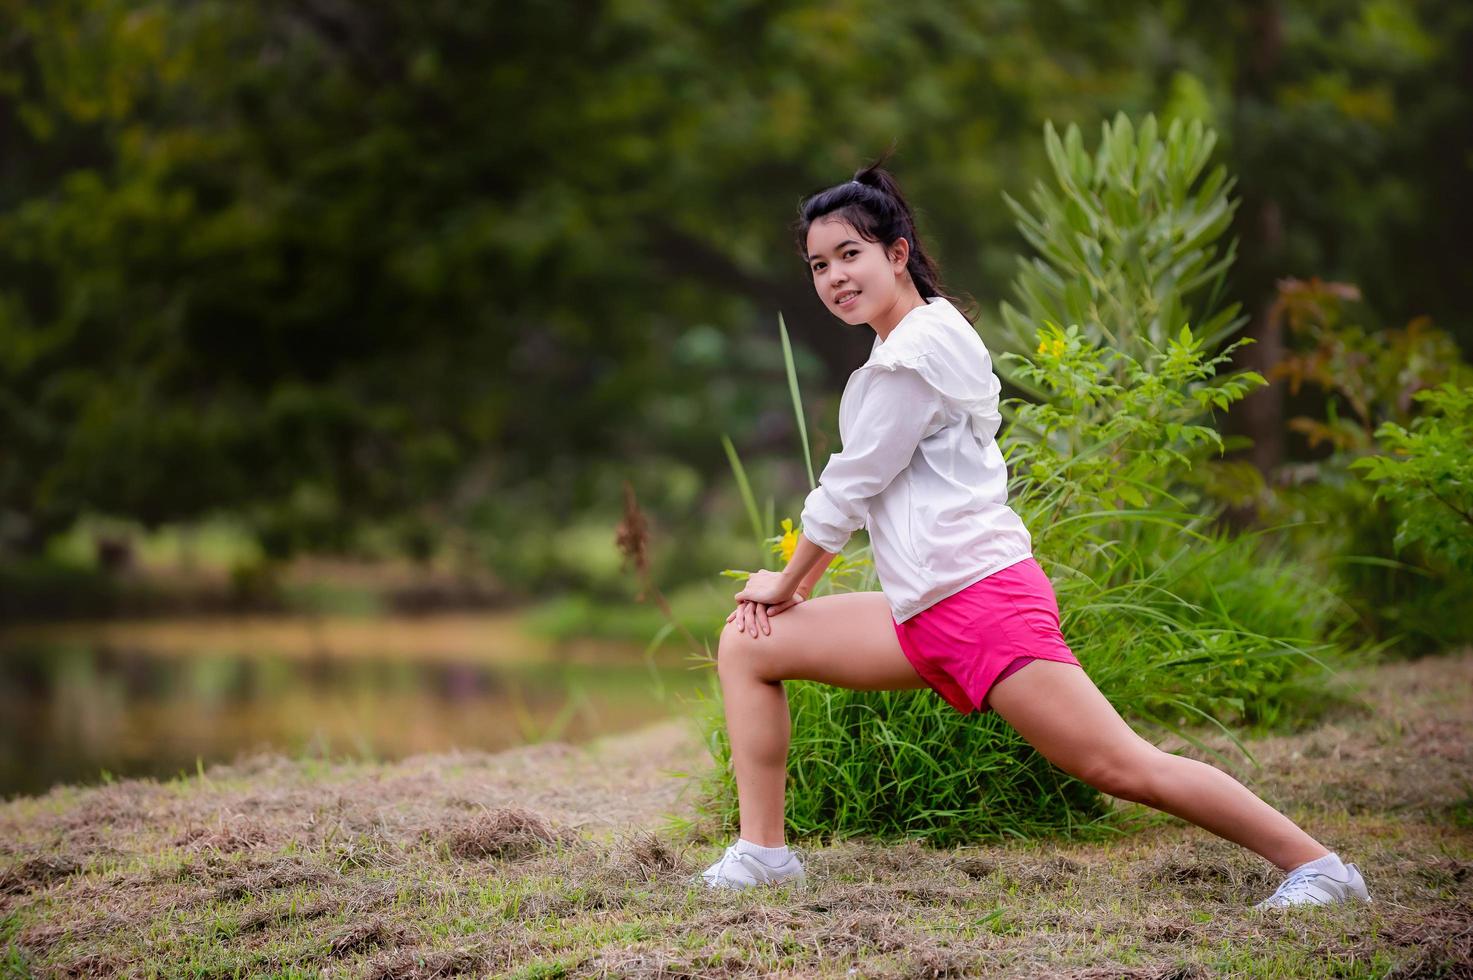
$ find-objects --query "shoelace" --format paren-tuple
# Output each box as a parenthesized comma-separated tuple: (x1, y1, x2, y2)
(1264, 869, 1333, 905)
(702, 846, 760, 886)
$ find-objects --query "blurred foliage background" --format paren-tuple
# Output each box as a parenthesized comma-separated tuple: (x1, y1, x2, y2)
(1, 0, 1470, 653)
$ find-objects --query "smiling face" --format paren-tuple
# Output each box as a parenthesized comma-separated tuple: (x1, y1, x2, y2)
(805, 215, 910, 326)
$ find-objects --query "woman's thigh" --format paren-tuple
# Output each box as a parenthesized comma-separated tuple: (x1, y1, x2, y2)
(718, 591, 929, 692)
(986, 660, 1157, 785)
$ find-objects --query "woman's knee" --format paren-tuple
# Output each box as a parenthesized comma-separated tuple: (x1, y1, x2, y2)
(1075, 746, 1165, 805)
(717, 620, 783, 683)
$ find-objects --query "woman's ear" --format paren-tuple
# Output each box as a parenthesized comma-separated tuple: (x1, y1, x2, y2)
(888, 237, 911, 272)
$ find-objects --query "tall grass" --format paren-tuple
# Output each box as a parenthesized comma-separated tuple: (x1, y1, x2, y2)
(690, 680, 1111, 847)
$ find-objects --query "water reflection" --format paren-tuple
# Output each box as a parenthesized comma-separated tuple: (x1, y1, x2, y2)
(0, 616, 710, 799)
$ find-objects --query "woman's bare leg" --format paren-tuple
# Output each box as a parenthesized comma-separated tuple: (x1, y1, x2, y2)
(987, 660, 1328, 871)
(715, 591, 928, 846)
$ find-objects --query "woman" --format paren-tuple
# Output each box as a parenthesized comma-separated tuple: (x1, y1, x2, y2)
(699, 162, 1371, 911)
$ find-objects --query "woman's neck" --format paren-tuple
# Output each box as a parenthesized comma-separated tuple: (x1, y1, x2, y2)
(870, 286, 928, 343)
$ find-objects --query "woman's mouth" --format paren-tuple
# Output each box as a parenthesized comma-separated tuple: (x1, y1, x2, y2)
(835, 290, 861, 309)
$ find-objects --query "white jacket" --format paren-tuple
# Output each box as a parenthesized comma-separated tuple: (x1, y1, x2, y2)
(799, 296, 1033, 623)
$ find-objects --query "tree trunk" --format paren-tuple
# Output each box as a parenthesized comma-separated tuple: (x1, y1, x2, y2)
(1226, 0, 1287, 500)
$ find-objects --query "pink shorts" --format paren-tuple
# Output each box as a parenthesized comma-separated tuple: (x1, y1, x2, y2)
(891, 556, 1082, 714)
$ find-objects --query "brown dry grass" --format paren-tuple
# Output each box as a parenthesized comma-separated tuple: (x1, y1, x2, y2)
(1, 652, 1470, 978)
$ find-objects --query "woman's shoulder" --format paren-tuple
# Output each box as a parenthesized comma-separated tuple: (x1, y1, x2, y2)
(851, 297, 1002, 427)
(864, 297, 979, 372)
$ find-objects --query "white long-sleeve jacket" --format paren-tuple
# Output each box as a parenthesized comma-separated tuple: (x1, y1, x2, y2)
(798, 296, 1033, 623)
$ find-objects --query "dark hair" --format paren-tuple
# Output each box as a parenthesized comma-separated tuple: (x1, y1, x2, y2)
(793, 152, 974, 321)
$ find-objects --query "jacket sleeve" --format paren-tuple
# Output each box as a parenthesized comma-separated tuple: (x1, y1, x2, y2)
(799, 364, 945, 553)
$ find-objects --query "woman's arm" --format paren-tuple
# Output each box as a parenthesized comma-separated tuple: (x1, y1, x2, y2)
(787, 533, 836, 598)
(735, 365, 941, 625)
(732, 531, 834, 608)
(729, 535, 835, 630)
(796, 365, 944, 557)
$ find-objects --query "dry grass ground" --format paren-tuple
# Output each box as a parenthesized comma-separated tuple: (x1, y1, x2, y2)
(2, 652, 1470, 978)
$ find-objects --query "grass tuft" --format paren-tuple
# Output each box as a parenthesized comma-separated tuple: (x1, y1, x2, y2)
(0, 856, 81, 897)
(439, 806, 575, 861)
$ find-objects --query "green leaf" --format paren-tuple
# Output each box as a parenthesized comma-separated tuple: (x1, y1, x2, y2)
(1118, 484, 1147, 507)
(721, 433, 767, 563)
(779, 311, 817, 491)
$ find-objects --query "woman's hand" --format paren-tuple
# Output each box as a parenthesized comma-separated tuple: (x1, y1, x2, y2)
(726, 578, 809, 638)
(733, 568, 795, 606)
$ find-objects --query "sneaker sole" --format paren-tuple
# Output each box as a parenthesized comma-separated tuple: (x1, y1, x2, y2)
(692, 873, 808, 891)
(1254, 894, 1373, 911)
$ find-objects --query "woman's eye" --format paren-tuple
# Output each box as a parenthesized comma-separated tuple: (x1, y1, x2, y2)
(843, 250, 858, 258)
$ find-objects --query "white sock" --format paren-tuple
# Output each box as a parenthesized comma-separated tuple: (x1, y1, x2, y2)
(734, 838, 791, 866)
(1290, 851, 1348, 880)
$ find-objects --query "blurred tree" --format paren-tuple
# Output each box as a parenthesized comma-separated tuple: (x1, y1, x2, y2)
(0, 0, 1160, 557)
(0, 0, 1467, 569)
(1132, 0, 1473, 473)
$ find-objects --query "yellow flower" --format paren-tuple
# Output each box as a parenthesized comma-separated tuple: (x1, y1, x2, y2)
(768, 518, 799, 563)
(778, 519, 798, 563)
(1036, 334, 1067, 358)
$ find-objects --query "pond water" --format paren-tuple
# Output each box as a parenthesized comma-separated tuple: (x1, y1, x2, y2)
(0, 614, 713, 800)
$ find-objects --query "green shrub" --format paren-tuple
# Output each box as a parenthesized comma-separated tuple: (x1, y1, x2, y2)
(1000, 321, 1348, 733)
(1352, 383, 1473, 573)
(1262, 279, 1473, 654)
(995, 113, 1247, 389)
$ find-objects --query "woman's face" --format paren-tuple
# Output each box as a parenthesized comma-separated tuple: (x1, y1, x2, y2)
(805, 215, 907, 325)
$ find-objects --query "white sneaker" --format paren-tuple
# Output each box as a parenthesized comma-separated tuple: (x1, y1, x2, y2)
(1254, 862, 1372, 910)
(698, 843, 806, 890)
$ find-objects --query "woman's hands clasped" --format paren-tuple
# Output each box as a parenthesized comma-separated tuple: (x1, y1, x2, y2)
(728, 569, 807, 638)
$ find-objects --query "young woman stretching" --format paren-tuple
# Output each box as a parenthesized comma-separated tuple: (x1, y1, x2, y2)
(699, 163, 1371, 911)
